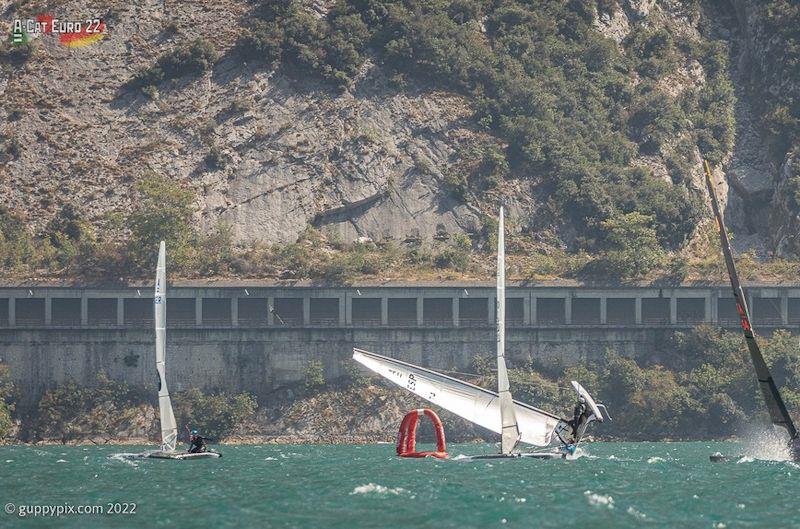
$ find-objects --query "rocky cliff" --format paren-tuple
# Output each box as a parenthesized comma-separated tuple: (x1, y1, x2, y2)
(1, 0, 797, 272)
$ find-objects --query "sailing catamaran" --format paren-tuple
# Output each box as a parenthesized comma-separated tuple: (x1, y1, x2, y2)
(704, 161, 800, 462)
(140, 242, 221, 460)
(353, 207, 609, 457)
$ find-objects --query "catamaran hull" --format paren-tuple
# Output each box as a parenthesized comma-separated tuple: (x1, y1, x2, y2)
(138, 450, 222, 460)
(139, 451, 222, 460)
(467, 452, 565, 460)
(709, 453, 736, 463)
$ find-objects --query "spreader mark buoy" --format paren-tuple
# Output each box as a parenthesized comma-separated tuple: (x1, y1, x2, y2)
(396, 408, 448, 459)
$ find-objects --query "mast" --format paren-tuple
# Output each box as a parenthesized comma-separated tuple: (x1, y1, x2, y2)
(155, 241, 178, 452)
(497, 207, 520, 454)
(704, 161, 799, 451)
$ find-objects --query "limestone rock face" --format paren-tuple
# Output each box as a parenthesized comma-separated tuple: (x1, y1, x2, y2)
(201, 65, 483, 244)
(0, 1, 484, 246)
(728, 0, 800, 256)
(627, 0, 657, 20)
(0, 0, 792, 256)
(771, 152, 800, 257)
(594, 7, 631, 44)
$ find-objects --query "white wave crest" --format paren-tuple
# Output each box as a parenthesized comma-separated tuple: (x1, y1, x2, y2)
(584, 490, 614, 509)
(646, 456, 666, 464)
(108, 453, 141, 467)
(350, 483, 407, 496)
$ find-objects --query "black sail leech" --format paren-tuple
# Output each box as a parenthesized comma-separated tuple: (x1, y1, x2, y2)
(704, 160, 799, 446)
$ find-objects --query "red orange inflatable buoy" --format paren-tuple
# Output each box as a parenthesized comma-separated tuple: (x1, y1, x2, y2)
(396, 408, 448, 459)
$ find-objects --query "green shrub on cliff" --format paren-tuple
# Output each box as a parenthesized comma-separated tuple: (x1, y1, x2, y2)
(133, 38, 218, 90)
(34, 373, 148, 443)
(303, 360, 327, 394)
(0, 364, 15, 439)
(756, 1, 800, 159)
(126, 174, 197, 271)
(173, 388, 257, 440)
(0, 207, 37, 271)
(595, 211, 666, 279)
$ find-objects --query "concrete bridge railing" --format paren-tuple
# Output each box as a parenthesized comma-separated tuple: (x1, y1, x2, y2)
(2, 283, 799, 330)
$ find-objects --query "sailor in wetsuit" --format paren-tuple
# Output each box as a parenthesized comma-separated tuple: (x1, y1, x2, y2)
(567, 396, 590, 444)
(187, 429, 209, 453)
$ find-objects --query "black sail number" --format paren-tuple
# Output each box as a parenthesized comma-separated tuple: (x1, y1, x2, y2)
(406, 373, 416, 391)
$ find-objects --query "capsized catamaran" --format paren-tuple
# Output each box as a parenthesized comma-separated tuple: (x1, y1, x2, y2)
(704, 161, 800, 462)
(353, 208, 609, 457)
(140, 242, 221, 460)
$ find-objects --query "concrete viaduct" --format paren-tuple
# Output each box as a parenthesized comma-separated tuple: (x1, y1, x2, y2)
(2, 281, 798, 405)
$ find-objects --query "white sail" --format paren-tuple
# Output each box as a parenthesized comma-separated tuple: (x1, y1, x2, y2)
(353, 348, 561, 447)
(155, 241, 178, 452)
(496, 207, 519, 454)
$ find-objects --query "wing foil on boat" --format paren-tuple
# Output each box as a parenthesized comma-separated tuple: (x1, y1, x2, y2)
(704, 160, 799, 451)
(352, 348, 561, 447)
(496, 207, 520, 454)
(155, 241, 178, 453)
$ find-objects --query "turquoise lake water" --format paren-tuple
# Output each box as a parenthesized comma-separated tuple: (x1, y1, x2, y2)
(1, 442, 798, 528)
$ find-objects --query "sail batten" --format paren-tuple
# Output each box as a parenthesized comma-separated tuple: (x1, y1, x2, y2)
(496, 207, 519, 454)
(155, 241, 178, 452)
(353, 348, 560, 447)
(704, 161, 798, 442)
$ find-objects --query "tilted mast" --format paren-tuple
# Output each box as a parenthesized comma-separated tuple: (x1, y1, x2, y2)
(704, 160, 799, 455)
(497, 207, 520, 454)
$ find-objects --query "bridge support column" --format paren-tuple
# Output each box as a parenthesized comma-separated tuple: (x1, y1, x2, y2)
(635, 297, 642, 325)
(565, 296, 572, 324)
(524, 294, 532, 326)
(381, 297, 388, 326)
(303, 297, 310, 326)
(80, 296, 88, 326)
(452, 297, 459, 327)
(711, 290, 719, 323)
(781, 292, 789, 326)
(600, 296, 607, 325)
(44, 297, 52, 326)
(267, 296, 275, 326)
(669, 296, 677, 325)
(345, 294, 353, 326)
(117, 297, 124, 326)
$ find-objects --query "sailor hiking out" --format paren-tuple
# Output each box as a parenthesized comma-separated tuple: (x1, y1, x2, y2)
(187, 428, 210, 454)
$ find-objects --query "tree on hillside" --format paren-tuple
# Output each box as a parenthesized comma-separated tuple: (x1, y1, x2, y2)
(597, 211, 665, 279)
(126, 175, 196, 272)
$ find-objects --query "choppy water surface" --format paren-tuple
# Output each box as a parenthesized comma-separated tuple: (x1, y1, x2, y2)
(1, 442, 798, 528)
